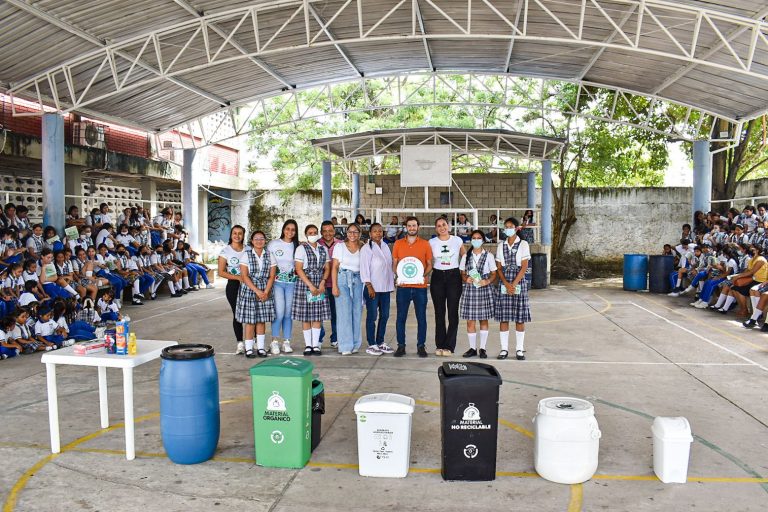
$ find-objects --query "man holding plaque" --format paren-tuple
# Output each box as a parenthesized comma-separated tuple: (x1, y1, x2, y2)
(392, 216, 433, 357)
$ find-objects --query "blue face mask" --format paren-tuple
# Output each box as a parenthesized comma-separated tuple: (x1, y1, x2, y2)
(504, 228, 516, 237)
(471, 239, 484, 249)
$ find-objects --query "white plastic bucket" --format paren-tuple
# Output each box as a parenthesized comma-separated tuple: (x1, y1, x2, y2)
(533, 397, 601, 484)
(354, 393, 415, 478)
(652, 417, 693, 483)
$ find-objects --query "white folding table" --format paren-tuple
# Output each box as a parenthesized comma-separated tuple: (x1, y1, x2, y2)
(41, 339, 177, 460)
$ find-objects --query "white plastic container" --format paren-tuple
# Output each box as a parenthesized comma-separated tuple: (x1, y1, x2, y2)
(652, 416, 693, 483)
(354, 393, 415, 478)
(533, 397, 601, 484)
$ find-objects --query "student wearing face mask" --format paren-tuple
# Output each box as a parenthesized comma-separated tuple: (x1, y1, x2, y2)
(69, 226, 94, 254)
(116, 224, 140, 256)
(292, 224, 331, 356)
(459, 230, 497, 358)
(713, 243, 765, 316)
(495, 217, 532, 360)
(26, 224, 45, 261)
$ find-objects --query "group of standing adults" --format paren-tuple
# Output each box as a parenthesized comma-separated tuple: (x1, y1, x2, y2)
(218, 215, 532, 360)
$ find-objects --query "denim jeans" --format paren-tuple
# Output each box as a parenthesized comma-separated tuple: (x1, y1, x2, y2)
(319, 287, 337, 344)
(396, 287, 427, 347)
(271, 280, 295, 340)
(700, 277, 726, 302)
(365, 291, 391, 346)
(335, 269, 363, 353)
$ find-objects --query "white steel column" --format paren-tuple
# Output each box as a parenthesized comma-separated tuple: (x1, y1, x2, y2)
(182, 148, 202, 249)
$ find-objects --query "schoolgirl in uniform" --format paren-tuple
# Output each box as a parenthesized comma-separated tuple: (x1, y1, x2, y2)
(11, 308, 53, 353)
(133, 245, 160, 300)
(95, 244, 127, 304)
(97, 289, 122, 322)
(22, 259, 49, 302)
(0, 316, 22, 359)
(54, 249, 92, 301)
(150, 245, 182, 297)
(181, 242, 213, 289)
(235, 231, 277, 358)
(34, 306, 74, 348)
(292, 224, 331, 356)
(39, 248, 78, 300)
(459, 230, 497, 358)
(495, 217, 532, 360)
(114, 244, 144, 305)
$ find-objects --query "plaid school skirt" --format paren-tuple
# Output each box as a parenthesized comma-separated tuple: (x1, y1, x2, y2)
(459, 282, 495, 320)
(291, 272, 331, 322)
(235, 280, 276, 324)
(494, 279, 532, 323)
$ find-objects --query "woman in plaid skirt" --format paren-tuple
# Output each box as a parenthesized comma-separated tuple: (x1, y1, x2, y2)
(236, 231, 276, 358)
(460, 230, 498, 359)
(495, 217, 532, 360)
(292, 224, 331, 356)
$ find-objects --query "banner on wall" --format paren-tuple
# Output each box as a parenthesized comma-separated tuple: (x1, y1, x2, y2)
(207, 190, 231, 242)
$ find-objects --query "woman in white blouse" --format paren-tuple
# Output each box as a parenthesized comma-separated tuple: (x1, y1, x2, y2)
(332, 222, 364, 355)
(359, 223, 396, 355)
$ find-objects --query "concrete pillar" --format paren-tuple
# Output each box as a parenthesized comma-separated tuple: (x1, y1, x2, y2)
(692, 140, 712, 220)
(322, 160, 332, 221)
(140, 180, 158, 218)
(540, 159, 552, 246)
(182, 148, 202, 249)
(352, 172, 360, 220)
(198, 189, 208, 248)
(527, 172, 536, 210)
(42, 113, 65, 230)
(64, 165, 83, 212)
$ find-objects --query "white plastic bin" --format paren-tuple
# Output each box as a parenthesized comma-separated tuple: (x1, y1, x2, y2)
(533, 397, 601, 484)
(652, 417, 693, 483)
(354, 393, 415, 478)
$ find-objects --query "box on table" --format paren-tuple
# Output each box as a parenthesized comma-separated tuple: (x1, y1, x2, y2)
(74, 341, 106, 355)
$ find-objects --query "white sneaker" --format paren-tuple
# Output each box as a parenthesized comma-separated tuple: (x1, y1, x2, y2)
(45, 345, 54, 351)
(235, 342, 245, 355)
(668, 292, 680, 297)
(341, 351, 352, 356)
(64, 339, 75, 347)
(1, 354, 7, 359)
(366, 346, 382, 356)
(351, 347, 360, 354)
(282, 340, 293, 354)
(690, 300, 699, 307)
(206, 284, 215, 289)
(270, 340, 281, 355)
(694, 300, 709, 309)
(378, 343, 395, 354)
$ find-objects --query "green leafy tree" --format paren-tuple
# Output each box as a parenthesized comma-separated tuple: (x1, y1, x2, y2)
(710, 117, 768, 200)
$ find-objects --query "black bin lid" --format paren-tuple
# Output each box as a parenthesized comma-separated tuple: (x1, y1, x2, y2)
(438, 362, 501, 384)
(161, 344, 214, 360)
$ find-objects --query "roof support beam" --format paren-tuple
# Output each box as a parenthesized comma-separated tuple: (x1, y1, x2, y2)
(308, 4, 364, 77)
(575, 3, 639, 81)
(413, 0, 434, 71)
(5, 0, 229, 107)
(504, 0, 526, 73)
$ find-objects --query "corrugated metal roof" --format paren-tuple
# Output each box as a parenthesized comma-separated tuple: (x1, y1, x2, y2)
(0, 0, 766, 133)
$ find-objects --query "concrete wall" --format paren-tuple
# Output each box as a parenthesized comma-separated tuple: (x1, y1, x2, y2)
(253, 190, 350, 239)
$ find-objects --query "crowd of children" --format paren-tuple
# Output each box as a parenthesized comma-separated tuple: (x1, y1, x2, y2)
(0, 201, 214, 360)
(664, 206, 768, 331)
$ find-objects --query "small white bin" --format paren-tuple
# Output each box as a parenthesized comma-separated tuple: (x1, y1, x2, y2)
(652, 416, 693, 483)
(354, 393, 415, 478)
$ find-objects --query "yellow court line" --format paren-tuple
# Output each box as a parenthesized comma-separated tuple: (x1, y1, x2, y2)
(567, 483, 583, 512)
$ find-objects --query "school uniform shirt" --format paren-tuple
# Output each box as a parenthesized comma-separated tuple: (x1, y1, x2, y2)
(116, 233, 136, 247)
(455, 221, 472, 237)
(100, 213, 113, 225)
(294, 243, 326, 265)
(333, 242, 362, 272)
(740, 214, 759, 232)
(86, 213, 102, 226)
(4, 275, 23, 293)
(35, 319, 58, 337)
(360, 240, 395, 293)
(57, 317, 68, 331)
(18, 292, 37, 306)
(97, 253, 118, 272)
(96, 229, 114, 249)
(97, 298, 120, 315)
(69, 236, 94, 254)
(459, 251, 498, 275)
(118, 253, 138, 271)
(22, 270, 39, 283)
(726, 258, 739, 275)
(268, 240, 297, 274)
(429, 236, 464, 271)
(10, 323, 30, 340)
(133, 255, 149, 270)
(220, 245, 247, 277)
(0, 329, 6, 343)
(56, 261, 73, 277)
(136, 230, 151, 246)
(496, 237, 532, 267)
(26, 234, 44, 254)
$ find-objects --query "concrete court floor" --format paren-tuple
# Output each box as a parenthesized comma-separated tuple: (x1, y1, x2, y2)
(1, 277, 768, 512)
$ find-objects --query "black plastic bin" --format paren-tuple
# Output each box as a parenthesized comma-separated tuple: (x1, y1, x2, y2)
(649, 255, 675, 294)
(311, 379, 325, 452)
(438, 362, 502, 481)
(531, 253, 548, 289)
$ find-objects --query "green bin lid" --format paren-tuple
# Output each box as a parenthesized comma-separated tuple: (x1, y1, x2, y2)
(312, 379, 324, 396)
(249, 356, 314, 377)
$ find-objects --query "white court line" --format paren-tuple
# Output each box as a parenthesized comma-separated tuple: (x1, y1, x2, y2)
(131, 295, 225, 324)
(630, 302, 768, 373)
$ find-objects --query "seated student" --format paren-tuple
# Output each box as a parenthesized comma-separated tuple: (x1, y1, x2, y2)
(21, 259, 49, 302)
(454, 213, 472, 242)
(72, 247, 100, 295)
(694, 244, 737, 308)
(18, 281, 40, 307)
(69, 225, 94, 254)
(0, 228, 25, 268)
(95, 223, 116, 250)
(150, 244, 182, 298)
(133, 245, 160, 300)
(186, 243, 214, 289)
(42, 226, 65, 252)
(134, 224, 151, 248)
(39, 248, 78, 300)
(11, 307, 53, 353)
(34, 305, 74, 348)
(712, 243, 766, 316)
(95, 243, 127, 305)
(176, 241, 212, 290)
(668, 239, 696, 293)
(26, 223, 45, 261)
(114, 244, 144, 305)
(731, 224, 749, 245)
(162, 240, 192, 293)
(116, 224, 140, 256)
(739, 206, 759, 233)
(385, 216, 401, 244)
(71, 298, 101, 340)
(0, 315, 22, 359)
(97, 289, 122, 322)
(85, 207, 103, 233)
(742, 277, 768, 330)
(670, 244, 710, 298)
(681, 223, 692, 241)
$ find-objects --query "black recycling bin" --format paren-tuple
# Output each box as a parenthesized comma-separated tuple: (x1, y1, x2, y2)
(311, 379, 325, 452)
(438, 362, 502, 481)
(531, 253, 548, 289)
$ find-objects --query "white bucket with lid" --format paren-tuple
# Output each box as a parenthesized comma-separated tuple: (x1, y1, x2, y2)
(652, 416, 693, 483)
(533, 397, 601, 484)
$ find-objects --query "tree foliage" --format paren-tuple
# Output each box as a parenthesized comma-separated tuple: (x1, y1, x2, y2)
(710, 117, 768, 200)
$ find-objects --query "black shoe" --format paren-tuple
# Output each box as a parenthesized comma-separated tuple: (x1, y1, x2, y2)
(743, 319, 758, 329)
(312, 347, 322, 356)
(516, 350, 526, 360)
(132, 294, 144, 301)
(462, 348, 477, 358)
(497, 350, 509, 360)
(761, 323, 768, 332)
(180, 289, 189, 295)
(150, 293, 157, 300)
(186, 287, 198, 292)
(479, 349, 487, 359)
(257, 349, 268, 358)
(393, 346, 406, 357)
(417, 346, 428, 358)
(245, 349, 256, 358)
(303, 346, 313, 356)
(131, 299, 143, 306)
(171, 293, 182, 298)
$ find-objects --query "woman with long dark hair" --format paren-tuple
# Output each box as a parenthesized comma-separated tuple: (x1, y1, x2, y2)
(268, 219, 299, 355)
(218, 224, 246, 354)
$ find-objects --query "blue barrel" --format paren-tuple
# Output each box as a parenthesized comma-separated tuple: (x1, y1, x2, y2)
(649, 255, 675, 294)
(160, 344, 220, 464)
(623, 254, 648, 291)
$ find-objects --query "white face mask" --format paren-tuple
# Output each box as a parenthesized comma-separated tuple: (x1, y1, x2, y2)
(504, 228, 516, 237)
(759, 228, 765, 234)
(471, 239, 484, 249)
(307, 235, 321, 243)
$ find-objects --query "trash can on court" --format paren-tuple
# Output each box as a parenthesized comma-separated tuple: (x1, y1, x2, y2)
(354, 393, 415, 478)
(311, 378, 325, 452)
(438, 362, 502, 481)
(249, 357, 314, 468)
(652, 417, 693, 483)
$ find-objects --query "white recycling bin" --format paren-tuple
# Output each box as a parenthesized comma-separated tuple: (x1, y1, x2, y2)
(652, 417, 693, 483)
(354, 393, 415, 478)
(533, 397, 601, 484)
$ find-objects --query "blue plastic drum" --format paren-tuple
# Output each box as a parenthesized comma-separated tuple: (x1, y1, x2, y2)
(623, 254, 648, 291)
(160, 344, 220, 464)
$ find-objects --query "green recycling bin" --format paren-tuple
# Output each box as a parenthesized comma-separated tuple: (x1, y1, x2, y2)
(249, 357, 314, 468)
